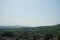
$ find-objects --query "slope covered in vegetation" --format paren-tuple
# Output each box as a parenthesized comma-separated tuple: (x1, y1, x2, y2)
(0, 24, 60, 37)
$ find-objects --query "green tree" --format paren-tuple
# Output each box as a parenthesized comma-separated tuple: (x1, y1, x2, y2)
(34, 36, 36, 40)
(58, 34, 60, 40)
(2, 32, 15, 37)
(49, 34, 54, 40)
(16, 38, 19, 40)
(44, 34, 50, 40)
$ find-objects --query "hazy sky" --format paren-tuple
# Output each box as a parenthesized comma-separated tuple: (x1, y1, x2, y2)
(0, 0, 60, 26)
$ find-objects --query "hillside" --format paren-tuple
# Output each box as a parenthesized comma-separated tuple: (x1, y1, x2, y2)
(0, 24, 60, 37)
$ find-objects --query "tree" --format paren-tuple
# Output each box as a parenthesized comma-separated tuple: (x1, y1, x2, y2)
(16, 38, 19, 40)
(49, 34, 54, 39)
(44, 34, 50, 40)
(2, 32, 15, 37)
(58, 34, 60, 40)
(34, 36, 36, 40)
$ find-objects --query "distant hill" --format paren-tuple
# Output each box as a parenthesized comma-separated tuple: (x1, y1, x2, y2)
(0, 25, 31, 28)
(0, 24, 60, 28)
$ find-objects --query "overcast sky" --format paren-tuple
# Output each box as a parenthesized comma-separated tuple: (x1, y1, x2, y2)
(0, 0, 60, 26)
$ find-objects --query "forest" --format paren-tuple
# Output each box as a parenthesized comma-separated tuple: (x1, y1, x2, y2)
(0, 24, 60, 40)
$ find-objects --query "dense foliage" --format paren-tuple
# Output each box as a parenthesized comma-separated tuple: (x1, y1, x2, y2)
(0, 24, 60, 38)
(44, 34, 50, 40)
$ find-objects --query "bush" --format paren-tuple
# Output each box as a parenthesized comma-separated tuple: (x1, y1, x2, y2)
(44, 34, 50, 40)
(58, 34, 60, 40)
(34, 36, 36, 40)
(2, 32, 15, 37)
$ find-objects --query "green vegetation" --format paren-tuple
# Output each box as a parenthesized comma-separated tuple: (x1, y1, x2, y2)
(2, 32, 15, 37)
(44, 34, 49, 40)
(34, 36, 36, 40)
(0, 24, 60, 40)
(58, 34, 60, 40)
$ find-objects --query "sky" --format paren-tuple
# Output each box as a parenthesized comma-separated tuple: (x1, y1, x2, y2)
(0, 0, 60, 27)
